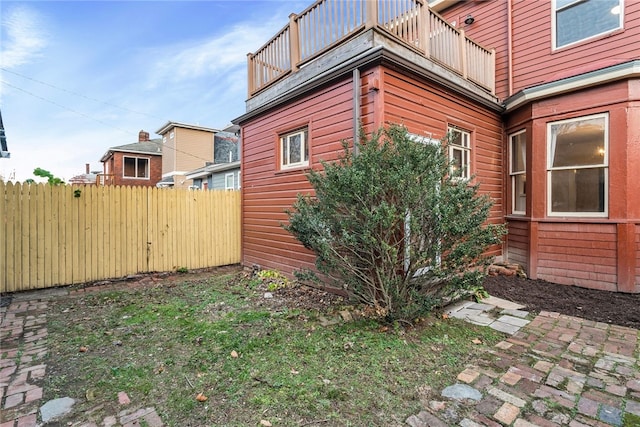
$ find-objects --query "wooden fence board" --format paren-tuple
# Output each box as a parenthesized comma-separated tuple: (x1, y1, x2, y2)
(1, 184, 241, 292)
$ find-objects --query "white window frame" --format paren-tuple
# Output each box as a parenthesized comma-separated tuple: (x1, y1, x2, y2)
(225, 173, 235, 190)
(123, 156, 150, 179)
(552, 0, 623, 50)
(447, 126, 471, 180)
(546, 113, 608, 217)
(280, 128, 309, 170)
(510, 130, 527, 215)
(237, 171, 241, 189)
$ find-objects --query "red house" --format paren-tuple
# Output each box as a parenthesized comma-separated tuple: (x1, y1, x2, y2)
(233, 0, 639, 293)
(100, 130, 163, 187)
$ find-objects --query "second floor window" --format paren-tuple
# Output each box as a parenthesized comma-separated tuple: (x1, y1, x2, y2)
(554, 0, 623, 49)
(280, 128, 309, 169)
(123, 157, 149, 179)
(448, 127, 471, 180)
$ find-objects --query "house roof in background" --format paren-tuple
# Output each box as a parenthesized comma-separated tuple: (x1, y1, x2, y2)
(155, 121, 219, 136)
(100, 139, 162, 162)
(186, 160, 241, 180)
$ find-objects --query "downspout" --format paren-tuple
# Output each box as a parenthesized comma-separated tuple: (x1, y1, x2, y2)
(507, 0, 514, 95)
(352, 68, 360, 156)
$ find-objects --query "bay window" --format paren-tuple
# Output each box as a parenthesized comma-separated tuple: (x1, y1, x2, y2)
(510, 131, 526, 215)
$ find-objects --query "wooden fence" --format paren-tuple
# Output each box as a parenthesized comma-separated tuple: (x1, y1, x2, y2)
(0, 182, 241, 293)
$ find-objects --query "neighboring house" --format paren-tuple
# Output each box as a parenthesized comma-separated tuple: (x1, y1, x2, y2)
(233, 0, 639, 293)
(186, 127, 241, 190)
(68, 163, 100, 185)
(100, 130, 162, 187)
(0, 108, 10, 158)
(155, 121, 219, 189)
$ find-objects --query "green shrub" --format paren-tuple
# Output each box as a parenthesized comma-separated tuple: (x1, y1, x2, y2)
(284, 124, 505, 321)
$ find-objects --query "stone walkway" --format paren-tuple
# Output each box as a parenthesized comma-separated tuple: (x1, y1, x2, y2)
(2, 287, 639, 426)
(408, 300, 640, 427)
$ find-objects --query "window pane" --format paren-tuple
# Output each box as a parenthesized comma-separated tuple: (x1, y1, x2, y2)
(137, 159, 148, 178)
(514, 174, 526, 212)
(282, 137, 288, 165)
(451, 148, 463, 177)
(303, 131, 309, 162)
(551, 117, 605, 167)
(556, 0, 621, 47)
(450, 129, 462, 147)
(289, 134, 301, 163)
(124, 158, 135, 177)
(511, 133, 526, 173)
(551, 168, 605, 213)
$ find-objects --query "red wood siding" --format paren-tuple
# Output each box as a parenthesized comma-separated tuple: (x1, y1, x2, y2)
(511, 0, 640, 94)
(241, 77, 355, 277)
(506, 219, 529, 271)
(438, 0, 510, 99)
(536, 223, 618, 291)
(380, 68, 505, 257)
(439, 0, 640, 99)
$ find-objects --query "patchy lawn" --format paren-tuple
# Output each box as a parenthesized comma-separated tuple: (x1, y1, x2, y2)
(44, 267, 505, 426)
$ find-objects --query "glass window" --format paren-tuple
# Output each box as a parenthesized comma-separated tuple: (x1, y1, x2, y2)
(554, 0, 622, 48)
(547, 114, 608, 216)
(225, 173, 235, 190)
(123, 157, 149, 179)
(448, 127, 471, 179)
(510, 131, 527, 214)
(280, 128, 309, 169)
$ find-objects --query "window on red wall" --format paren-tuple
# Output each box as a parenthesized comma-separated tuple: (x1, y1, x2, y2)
(123, 157, 149, 179)
(553, 0, 623, 49)
(510, 130, 527, 215)
(547, 113, 608, 216)
(447, 126, 471, 180)
(280, 127, 309, 170)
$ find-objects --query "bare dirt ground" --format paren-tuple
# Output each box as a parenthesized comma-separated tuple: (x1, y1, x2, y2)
(482, 275, 640, 329)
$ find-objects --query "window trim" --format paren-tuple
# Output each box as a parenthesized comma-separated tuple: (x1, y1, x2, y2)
(225, 173, 235, 190)
(279, 127, 309, 170)
(509, 130, 527, 215)
(546, 112, 609, 218)
(122, 156, 150, 180)
(447, 126, 471, 180)
(552, 0, 624, 50)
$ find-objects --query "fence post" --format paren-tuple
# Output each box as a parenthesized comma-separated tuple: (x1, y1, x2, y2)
(459, 28, 468, 79)
(289, 13, 300, 73)
(365, 0, 378, 29)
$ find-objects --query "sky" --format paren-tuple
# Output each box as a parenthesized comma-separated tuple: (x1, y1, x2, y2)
(0, 0, 309, 182)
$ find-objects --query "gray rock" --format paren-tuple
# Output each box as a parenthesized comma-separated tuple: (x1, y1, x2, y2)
(40, 397, 76, 423)
(405, 411, 448, 427)
(441, 383, 482, 401)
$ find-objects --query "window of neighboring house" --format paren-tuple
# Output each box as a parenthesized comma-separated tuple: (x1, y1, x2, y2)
(547, 113, 608, 216)
(169, 131, 174, 139)
(123, 157, 149, 179)
(280, 128, 309, 170)
(510, 130, 527, 215)
(553, 0, 623, 49)
(447, 126, 471, 179)
(202, 181, 208, 190)
(162, 136, 167, 143)
(225, 173, 235, 190)
(238, 171, 241, 189)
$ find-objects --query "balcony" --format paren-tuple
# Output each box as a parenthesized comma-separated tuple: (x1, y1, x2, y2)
(247, 0, 495, 97)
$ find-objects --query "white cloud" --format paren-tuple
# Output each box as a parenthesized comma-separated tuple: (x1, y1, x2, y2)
(0, 5, 48, 69)
(145, 20, 281, 89)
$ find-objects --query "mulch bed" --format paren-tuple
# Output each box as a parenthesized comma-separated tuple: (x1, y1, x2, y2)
(483, 275, 640, 330)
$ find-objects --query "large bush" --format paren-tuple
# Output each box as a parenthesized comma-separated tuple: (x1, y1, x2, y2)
(285, 125, 506, 321)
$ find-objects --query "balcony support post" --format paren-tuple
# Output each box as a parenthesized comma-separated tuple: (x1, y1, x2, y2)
(247, 53, 255, 97)
(289, 13, 300, 73)
(459, 28, 468, 80)
(418, 0, 430, 58)
(365, 0, 378, 29)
